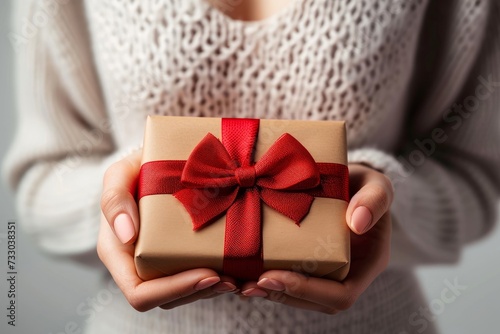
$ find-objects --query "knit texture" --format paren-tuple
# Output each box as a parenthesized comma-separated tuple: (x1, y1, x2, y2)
(3, 0, 500, 333)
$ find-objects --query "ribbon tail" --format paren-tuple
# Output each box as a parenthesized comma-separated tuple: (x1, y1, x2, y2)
(260, 188, 315, 224)
(223, 188, 263, 281)
(174, 187, 239, 230)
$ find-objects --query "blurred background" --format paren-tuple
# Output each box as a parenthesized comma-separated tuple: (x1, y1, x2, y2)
(0, 2, 104, 334)
(0, 1, 499, 333)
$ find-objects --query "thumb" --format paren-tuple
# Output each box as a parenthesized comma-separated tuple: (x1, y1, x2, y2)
(346, 173, 393, 235)
(101, 150, 142, 244)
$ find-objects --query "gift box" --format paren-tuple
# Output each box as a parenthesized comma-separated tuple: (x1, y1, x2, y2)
(135, 116, 350, 281)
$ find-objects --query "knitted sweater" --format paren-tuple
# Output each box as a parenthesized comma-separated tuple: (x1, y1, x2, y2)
(3, 0, 500, 333)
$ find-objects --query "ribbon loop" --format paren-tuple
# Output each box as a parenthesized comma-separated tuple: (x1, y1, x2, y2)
(255, 133, 321, 190)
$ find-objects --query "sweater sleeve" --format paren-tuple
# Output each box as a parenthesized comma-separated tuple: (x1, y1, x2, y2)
(2, 0, 134, 256)
(348, 0, 500, 266)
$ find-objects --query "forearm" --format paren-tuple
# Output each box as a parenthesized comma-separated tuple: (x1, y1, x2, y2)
(13, 149, 134, 255)
(349, 147, 499, 267)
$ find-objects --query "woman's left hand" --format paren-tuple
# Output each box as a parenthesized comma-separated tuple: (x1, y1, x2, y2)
(240, 163, 393, 314)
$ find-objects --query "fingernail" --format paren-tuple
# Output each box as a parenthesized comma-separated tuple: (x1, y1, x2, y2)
(194, 277, 221, 291)
(114, 213, 135, 244)
(241, 288, 268, 298)
(257, 278, 285, 291)
(212, 282, 238, 293)
(351, 206, 373, 234)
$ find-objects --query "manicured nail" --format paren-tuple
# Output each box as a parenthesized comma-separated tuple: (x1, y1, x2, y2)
(241, 288, 268, 298)
(351, 206, 373, 234)
(194, 277, 221, 291)
(212, 281, 238, 293)
(114, 213, 135, 244)
(257, 278, 285, 291)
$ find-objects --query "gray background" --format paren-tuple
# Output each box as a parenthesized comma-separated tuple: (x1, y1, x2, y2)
(0, 1, 499, 333)
(0, 1, 105, 334)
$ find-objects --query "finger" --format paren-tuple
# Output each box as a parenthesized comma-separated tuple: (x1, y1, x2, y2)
(240, 281, 268, 298)
(160, 289, 218, 310)
(346, 166, 393, 234)
(266, 291, 339, 315)
(165, 273, 242, 308)
(257, 270, 356, 310)
(348, 212, 392, 285)
(239, 283, 340, 315)
(100, 150, 142, 244)
(211, 276, 239, 294)
(257, 213, 392, 310)
(97, 215, 220, 312)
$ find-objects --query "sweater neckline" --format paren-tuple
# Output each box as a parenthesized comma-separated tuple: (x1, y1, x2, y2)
(199, 0, 304, 28)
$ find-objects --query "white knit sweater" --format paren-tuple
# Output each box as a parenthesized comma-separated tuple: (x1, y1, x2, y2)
(3, 0, 500, 333)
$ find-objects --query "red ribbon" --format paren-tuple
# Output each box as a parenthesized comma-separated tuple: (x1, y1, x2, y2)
(138, 118, 349, 281)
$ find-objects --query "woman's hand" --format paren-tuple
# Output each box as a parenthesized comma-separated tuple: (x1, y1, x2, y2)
(240, 163, 393, 314)
(98, 150, 237, 312)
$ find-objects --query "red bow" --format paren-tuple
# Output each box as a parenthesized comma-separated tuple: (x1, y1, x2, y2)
(174, 132, 321, 230)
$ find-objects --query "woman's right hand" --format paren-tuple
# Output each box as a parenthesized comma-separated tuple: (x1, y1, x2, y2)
(98, 150, 237, 312)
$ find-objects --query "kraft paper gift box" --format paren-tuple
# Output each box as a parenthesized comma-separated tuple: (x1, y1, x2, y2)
(135, 116, 350, 282)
